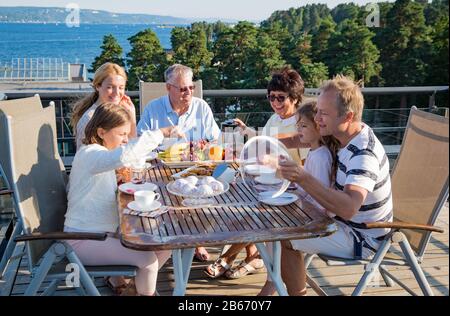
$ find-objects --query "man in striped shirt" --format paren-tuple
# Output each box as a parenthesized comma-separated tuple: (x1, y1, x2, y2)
(276, 75, 393, 296)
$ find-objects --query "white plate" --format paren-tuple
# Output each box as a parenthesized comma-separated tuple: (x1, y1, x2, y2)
(255, 176, 283, 185)
(127, 200, 162, 212)
(259, 192, 298, 206)
(118, 182, 158, 195)
(145, 152, 157, 161)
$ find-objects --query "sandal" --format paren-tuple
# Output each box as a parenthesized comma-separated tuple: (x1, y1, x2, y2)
(204, 258, 231, 279)
(225, 258, 265, 279)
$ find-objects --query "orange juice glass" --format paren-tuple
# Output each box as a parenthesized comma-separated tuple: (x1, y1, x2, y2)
(209, 145, 223, 161)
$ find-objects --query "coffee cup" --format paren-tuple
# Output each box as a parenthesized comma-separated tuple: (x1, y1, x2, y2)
(258, 167, 277, 181)
(134, 190, 160, 208)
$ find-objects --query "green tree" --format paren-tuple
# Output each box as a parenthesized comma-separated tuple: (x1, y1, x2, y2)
(326, 19, 381, 86)
(171, 24, 213, 78)
(378, 0, 432, 86)
(212, 21, 258, 88)
(331, 3, 361, 24)
(299, 63, 329, 88)
(427, 13, 449, 85)
(311, 17, 336, 64)
(126, 29, 167, 90)
(89, 34, 125, 73)
(246, 31, 286, 88)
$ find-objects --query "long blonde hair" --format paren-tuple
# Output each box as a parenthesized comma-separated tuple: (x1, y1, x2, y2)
(297, 101, 341, 185)
(83, 102, 131, 146)
(70, 62, 127, 133)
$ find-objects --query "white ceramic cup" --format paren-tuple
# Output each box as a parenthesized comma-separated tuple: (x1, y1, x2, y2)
(134, 190, 160, 208)
(258, 167, 277, 180)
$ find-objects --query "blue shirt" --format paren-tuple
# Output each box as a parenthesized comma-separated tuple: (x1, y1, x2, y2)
(137, 95, 221, 141)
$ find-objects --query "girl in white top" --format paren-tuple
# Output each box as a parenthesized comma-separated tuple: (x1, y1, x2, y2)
(64, 102, 179, 296)
(258, 100, 340, 296)
(71, 62, 137, 150)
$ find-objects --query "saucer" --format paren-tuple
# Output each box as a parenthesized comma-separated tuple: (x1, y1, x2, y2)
(258, 192, 298, 206)
(127, 200, 162, 212)
(255, 176, 283, 185)
(118, 182, 158, 195)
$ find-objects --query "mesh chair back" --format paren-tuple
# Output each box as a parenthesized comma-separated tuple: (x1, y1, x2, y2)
(3, 105, 67, 267)
(0, 96, 43, 187)
(391, 107, 449, 257)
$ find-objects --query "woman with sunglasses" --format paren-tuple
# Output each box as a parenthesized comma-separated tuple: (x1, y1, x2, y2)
(205, 67, 308, 281)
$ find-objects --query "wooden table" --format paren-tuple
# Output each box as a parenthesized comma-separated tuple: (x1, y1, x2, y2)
(118, 162, 337, 296)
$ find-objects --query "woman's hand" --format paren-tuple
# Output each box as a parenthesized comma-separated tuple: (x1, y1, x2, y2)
(120, 95, 136, 120)
(233, 118, 247, 130)
(277, 159, 306, 184)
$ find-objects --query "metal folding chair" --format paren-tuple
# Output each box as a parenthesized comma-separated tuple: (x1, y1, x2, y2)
(2, 105, 136, 295)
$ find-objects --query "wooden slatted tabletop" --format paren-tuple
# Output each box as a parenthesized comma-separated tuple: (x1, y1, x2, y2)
(118, 162, 337, 251)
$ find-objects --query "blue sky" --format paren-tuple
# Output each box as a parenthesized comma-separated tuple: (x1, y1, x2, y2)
(1, 0, 393, 21)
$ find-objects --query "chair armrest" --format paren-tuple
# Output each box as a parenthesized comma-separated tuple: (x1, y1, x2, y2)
(0, 189, 13, 196)
(14, 232, 108, 242)
(361, 221, 444, 233)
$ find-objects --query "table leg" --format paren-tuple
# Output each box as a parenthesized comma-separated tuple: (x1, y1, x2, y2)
(255, 241, 288, 296)
(172, 248, 195, 296)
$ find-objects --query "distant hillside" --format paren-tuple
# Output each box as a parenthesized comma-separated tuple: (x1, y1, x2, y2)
(0, 6, 197, 24)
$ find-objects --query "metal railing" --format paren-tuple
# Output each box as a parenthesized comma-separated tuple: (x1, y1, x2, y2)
(1, 86, 448, 166)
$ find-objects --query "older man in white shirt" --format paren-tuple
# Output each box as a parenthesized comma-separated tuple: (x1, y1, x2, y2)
(137, 64, 220, 142)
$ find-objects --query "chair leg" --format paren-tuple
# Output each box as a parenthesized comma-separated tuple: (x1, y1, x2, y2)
(304, 253, 316, 269)
(379, 265, 395, 287)
(65, 244, 100, 296)
(0, 221, 22, 278)
(352, 238, 392, 296)
(398, 236, 434, 296)
(41, 279, 59, 296)
(24, 244, 60, 296)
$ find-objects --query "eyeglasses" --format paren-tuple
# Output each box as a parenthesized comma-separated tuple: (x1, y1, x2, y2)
(169, 83, 196, 93)
(267, 94, 288, 103)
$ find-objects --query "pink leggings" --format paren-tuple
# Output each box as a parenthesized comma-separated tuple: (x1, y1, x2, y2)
(67, 237, 171, 295)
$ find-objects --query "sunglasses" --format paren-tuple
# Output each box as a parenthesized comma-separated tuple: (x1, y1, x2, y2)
(267, 94, 288, 103)
(169, 83, 196, 93)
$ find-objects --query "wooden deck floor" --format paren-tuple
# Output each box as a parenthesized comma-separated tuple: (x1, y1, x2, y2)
(1, 204, 448, 296)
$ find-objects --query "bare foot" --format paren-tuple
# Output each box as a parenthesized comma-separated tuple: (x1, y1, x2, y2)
(257, 280, 277, 296)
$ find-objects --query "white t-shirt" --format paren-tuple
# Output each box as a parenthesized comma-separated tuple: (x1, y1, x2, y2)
(298, 145, 334, 216)
(335, 123, 393, 238)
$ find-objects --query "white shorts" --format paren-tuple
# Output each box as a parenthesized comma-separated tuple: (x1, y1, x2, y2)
(289, 221, 376, 259)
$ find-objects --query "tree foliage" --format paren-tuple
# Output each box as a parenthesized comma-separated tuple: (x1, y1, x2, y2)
(126, 29, 167, 90)
(89, 34, 125, 73)
(99, 0, 448, 93)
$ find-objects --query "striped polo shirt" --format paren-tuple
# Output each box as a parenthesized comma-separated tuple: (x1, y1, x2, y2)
(335, 123, 393, 238)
